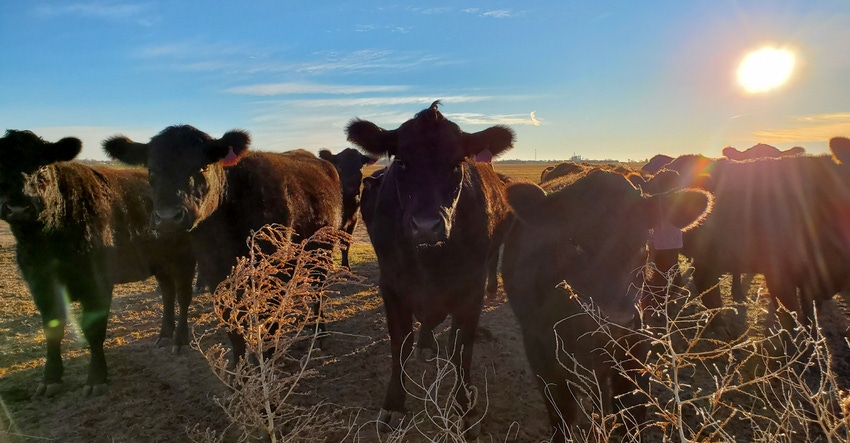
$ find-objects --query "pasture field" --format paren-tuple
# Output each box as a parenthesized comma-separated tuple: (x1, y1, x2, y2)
(0, 162, 848, 442)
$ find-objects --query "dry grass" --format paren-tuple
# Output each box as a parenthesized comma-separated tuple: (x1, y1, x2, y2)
(550, 262, 850, 443)
(190, 225, 358, 442)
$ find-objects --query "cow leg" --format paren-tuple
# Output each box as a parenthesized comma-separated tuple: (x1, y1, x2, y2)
(172, 262, 196, 354)
(765, 273, 802, 332)
(730, 272, 746, 303)
(414, 321, 438, 360)
(690, 260, 723, 309)
(485, 250, 500, 299)
(448, 295, 484, 439)
(30, 277, 67, 397)
(379, 291, 414, 430)
(74, 271, 112, 397)
(154, 273, 176, 349)
(341, 220, 356, 269)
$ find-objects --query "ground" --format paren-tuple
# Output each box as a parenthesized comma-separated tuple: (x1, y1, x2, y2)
(0, 162, 848, 442)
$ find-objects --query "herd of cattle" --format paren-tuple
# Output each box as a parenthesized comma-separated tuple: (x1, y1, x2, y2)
(1, 101, 849, 440)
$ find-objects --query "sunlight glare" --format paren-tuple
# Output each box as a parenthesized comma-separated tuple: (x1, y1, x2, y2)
(737, 47, 795, 94)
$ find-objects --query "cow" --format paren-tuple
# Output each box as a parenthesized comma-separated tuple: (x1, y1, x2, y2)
(347, 101, 514, 437)
(318, 148, 377, 268)
(539, 161, 587, 183)
(0, 130, 195, 397)
(501, 168, 713, 440)
(641, 153, 675, 175)
(102, 125, 342, 360)
(682, 137, 850, 330)
(722, 143, 806, 161)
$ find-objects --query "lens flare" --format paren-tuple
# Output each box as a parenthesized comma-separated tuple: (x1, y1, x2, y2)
(737, 47, 795, 93)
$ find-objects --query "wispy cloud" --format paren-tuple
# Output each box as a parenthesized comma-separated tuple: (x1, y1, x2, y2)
(447, 112, 543, 126)
(482, 9, 516, 19)
(530, 111, 540, 126)
(225, 82, 410, 96)
(750, 113, 850, 144)
(34, 2, 156, 25)
(135, 44, 450, 76)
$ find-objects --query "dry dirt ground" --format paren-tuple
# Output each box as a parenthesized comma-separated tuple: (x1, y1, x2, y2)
(0, 162, 848, 443)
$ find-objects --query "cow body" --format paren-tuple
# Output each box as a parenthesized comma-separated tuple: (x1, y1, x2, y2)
(502, 169, 712, 439)
(103, 125, 342, 359)
(318, 148, 376, 268)
(347, 102, 514, 436)
(0, 130, 195, 396)
(683, 138, 850, 327)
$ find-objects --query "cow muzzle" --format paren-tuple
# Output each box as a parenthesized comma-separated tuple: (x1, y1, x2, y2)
(410, 215, 447, 246)
(0, 201, 36, 222)
(151, 206, 191, 232)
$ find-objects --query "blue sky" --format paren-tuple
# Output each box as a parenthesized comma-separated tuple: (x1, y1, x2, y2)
(1, 1, 849, 162)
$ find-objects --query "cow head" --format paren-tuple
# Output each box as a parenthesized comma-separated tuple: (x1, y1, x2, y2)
(319, 147, 377, 202)
(507, 170, 712, 325)
(346, 101, 514, 246)
(103, 125, 249, 232)
(0, 130, 82, 223)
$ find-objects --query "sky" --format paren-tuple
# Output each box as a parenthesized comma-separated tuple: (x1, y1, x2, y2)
(1, 1, 849, 162)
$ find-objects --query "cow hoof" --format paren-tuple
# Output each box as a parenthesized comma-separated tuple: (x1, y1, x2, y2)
(82, 383, 108, 397)
(155, 336, 173, 349)
(377, 409, 406, 432)
(34, 382, 63, 397)
(172, 344, 188, 355)
(413, 347, 434, 361)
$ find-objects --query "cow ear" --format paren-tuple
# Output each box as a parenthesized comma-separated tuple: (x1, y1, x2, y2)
(103, 136, 149, 166)
(47, 137, 82, 163)
(647, 188, 713, 232)
(829, 137, 850, 164)
(506, 182, 551, 227)
(346, 119, 397, 157)
(318, 149, 337, 164)
(361, 153, 378, 166)
(210, 130, 250, 167)
(464, 125, 515, 158)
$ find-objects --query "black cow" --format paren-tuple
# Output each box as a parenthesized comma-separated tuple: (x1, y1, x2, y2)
(347, 101, 514, 437)
(641, 153, 675, 175)
(318, 148, 376, 268)
(103, 125, 342, 360)
(683, 137, 850, 329)
(0, 130, 195, 397)
(502, 169, 713, 440)
(722, 143, 806, 161)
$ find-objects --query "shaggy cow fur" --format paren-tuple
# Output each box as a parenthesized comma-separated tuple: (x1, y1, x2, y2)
(0, 130, 195, 397)
(103, 125, 342, 360)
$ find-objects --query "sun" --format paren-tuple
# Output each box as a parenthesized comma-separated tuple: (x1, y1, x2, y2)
(737, 47, 795, 94)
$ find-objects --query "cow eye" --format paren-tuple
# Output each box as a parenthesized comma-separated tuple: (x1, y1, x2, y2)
(200, 165, 209, 173)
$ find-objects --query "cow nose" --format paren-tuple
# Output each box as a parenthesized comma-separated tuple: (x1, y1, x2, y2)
(152, 207, 189, 231)
(410, 216, 445, 244)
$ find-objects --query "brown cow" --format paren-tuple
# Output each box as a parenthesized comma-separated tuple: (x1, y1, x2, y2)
(347, 101, 514, 437)
(0, 130, 195, 397)
(502, 169, 713, 440)
(103, 125, 342, 360)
